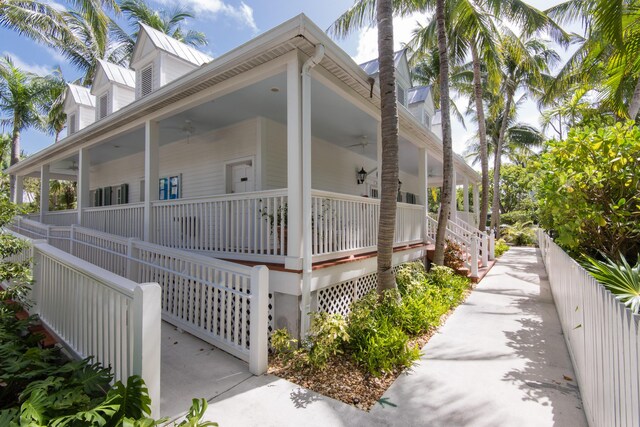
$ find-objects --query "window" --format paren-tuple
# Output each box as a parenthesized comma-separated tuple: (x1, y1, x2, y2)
(140, 65, 153, 97)
(98, 93, 109, 119)
(424, 111, 431, 129)
(68, 113, 76, 135)
(159, 175, 180, 200)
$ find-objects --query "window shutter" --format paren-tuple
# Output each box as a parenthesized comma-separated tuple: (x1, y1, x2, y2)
(117, 183, 129, 204)
(93, 188, 103, 207)
(102, 186, 112, 206)
(140, 65, 153, 97)
(98, 93, 108, 119)
(68, 113, 76, 135)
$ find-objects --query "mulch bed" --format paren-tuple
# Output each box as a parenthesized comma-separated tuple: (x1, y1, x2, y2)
(268, 287, 474, 411)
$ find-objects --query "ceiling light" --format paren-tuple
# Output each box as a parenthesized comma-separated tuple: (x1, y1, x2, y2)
(270, 87, 280, 92)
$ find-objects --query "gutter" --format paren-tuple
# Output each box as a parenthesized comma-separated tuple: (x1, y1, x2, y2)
(300, 43, 325, 339)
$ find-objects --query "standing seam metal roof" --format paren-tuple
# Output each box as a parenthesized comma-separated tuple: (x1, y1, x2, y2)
(139, 23, 213, 66)
(66, 84, 96, 107)
(96, 59, 136, 88)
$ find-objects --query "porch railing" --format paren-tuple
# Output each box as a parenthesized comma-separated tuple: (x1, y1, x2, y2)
(426, 215, 479, 277)
(83, 203, 144, 239)
(152, 190, 287, 262)
(538, 231, 640, 427)
(6, 223, 270, 375)
(311, 190, 424, 261)
(3, 231, 162, 415)
(43, 209, 77, 226)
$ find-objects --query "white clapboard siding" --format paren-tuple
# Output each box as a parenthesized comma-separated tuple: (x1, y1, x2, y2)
(538, 231, 640, 427)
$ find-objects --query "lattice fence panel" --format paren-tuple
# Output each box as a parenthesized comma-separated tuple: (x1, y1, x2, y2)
(317, 261, 421, 317)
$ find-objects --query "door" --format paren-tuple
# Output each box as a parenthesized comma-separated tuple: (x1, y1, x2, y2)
(230, 163, 254, 194)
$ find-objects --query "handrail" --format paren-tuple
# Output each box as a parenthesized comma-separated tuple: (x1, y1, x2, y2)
(151, 189, 287, 207)
(85, 202, 144, 212)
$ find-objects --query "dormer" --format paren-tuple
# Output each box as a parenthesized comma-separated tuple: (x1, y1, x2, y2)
(130, 23, 213, 99)
(63, 84, 95, 138)
(407, 85, 436, 131)
(91, 60, 136, 120)
(359, 49, 412, 107)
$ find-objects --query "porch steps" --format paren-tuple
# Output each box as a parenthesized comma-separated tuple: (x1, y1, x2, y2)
(425, 244, 496, 283)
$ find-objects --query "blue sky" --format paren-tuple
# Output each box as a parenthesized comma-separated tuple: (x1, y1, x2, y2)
(0, 0, 574, 157)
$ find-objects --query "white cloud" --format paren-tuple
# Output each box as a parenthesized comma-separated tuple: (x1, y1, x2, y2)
(352, 14, 424, 64)
(1, 51, 53, 76)
(160, 0, 258, 32)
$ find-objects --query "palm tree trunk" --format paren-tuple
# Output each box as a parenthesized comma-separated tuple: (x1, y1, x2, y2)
(471, 44, 489, 231)
(433, 0, 453, 265)
(491, 90, 514, 235)
(376, 0, 399, 293)
(628, 75, 640, 120)
(9, 123, 20, 202)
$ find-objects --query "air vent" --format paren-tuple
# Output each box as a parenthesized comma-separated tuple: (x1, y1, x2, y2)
(68, 113, 76, 135)
(140, 65, 153, 97)
(98, 93, 109, 119)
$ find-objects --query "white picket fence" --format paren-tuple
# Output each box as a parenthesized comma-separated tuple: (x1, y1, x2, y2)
(7, 219, 270, 375)
(538, 231, 640, 427)
(2, 231, 162, 415)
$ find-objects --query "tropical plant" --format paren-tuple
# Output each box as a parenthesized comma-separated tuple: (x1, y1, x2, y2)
(583, 253, 640, 314)
(119, 0, 207, 48)
(494, 238, 509, 257)
(491, 33, 559, 233)
(443, 239, 465, 270)
(305, 312, 350, 368)
(500, 221, 536, 246)
(536, 121, 640, 261)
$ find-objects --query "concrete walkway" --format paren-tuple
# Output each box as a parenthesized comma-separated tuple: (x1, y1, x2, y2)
(171, 247, 587, 426)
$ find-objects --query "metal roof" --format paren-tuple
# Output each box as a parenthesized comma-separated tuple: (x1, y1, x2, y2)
(358, 50, 405, 75)
(139, 23, 213, 66)
(407, 85, 431, 104)
(66, 84, 95, 107)
(96, 59, 136, 88)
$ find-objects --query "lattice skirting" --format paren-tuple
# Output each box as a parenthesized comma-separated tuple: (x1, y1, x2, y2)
(316, 263, 410, 317)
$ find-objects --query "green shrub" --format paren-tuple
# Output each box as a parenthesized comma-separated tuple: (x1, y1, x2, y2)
(346, 292, 419, 375)
(501, 210, 535, 225)
(271, 328, 297, 357)
(582, 253, 640, 314)
(443, 239, 465, 270)
(395, 261, 428, 296)
(494, 239, 510, 257)
(501, 222, 536, 246)
(305, 312, 349, 368)
(536, 121, 640, 261)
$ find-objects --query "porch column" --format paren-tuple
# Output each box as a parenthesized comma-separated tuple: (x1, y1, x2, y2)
(144, 120, 159, 242)
(285, 56, 303, 270)
(463, 177, 469, 213)
(377, 125, 382, 195)
(77, 148, 90, 225)
(473, 183, 480, 227)
(450, 169, 457, 220)
(14, 175, 23, 205)
(418, 148, 428, 241)
(40, 164, 50, 223)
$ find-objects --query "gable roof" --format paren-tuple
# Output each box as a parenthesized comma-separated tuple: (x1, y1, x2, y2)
(407, 85, 431, 104)
(95, 59, 136, 88)
(358, 50, 406, 76)
(65, 84, 95, 108)
(133, 23, 213, 66)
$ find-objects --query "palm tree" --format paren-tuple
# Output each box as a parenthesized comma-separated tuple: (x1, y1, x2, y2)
(491, 34, 559, 232)
(0, 0, 123, 84)
(40, 67, 68, 143)
(375, 0, 401, 292)
(119, 0, 207, 48)
(545, 0, 640, 120)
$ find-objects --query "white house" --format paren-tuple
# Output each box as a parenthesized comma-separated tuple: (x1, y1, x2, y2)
(7, 15, 486, 346)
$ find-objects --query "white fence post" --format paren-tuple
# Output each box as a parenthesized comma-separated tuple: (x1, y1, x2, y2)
(126, 238, 140, 282)
(470, 237, 479, 278)
(481, 233, 489, 267)
(132, 283, 162, 416)
(249, 265, 269, 375)
(488, 231, 495, 260)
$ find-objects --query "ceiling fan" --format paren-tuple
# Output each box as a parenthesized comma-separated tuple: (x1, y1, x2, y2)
(348, 135, 370, 151)
(67, 160, 78, 171)
(166, 119, 196, 143)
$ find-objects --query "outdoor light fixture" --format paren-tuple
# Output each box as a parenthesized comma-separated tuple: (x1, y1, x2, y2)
(357, 167, 368, 184)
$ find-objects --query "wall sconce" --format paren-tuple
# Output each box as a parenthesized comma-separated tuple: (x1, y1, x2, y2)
(398, 180, 402, 192)
(357, 167, 368, 185)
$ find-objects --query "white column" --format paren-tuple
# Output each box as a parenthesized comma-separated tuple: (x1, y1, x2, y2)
(450, 169, 457, 220)
(40, 165, 50, 223)
(285, 57, 302, 270)
(77, 148, 90, 225)
(377, 126, 382, 196)
(473, 183, 480, 227)
(463, 177, 469, 213)
(144, 120, 159, 242)
(15, 175, 23, 205)
(418, 148, 428, 241)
